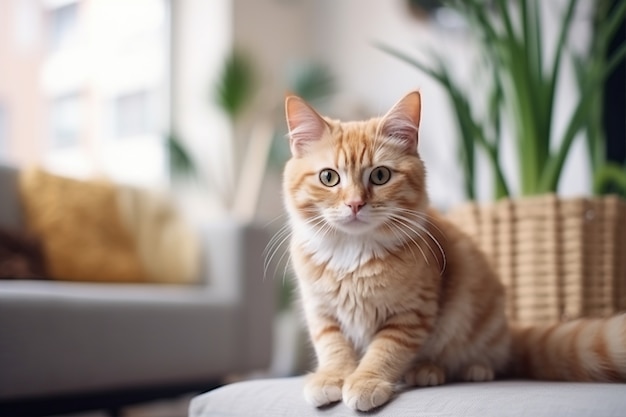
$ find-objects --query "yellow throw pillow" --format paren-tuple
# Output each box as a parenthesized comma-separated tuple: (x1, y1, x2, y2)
(116, 186, 200, 284)
(19, 169, 149, 283)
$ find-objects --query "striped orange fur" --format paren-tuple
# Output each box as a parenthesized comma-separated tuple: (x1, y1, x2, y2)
(282, 91, 626, 412)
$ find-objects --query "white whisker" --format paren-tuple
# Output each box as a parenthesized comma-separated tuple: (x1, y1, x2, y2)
(275, 241, 292, 286)
(263, 213, 288, 228)
(384, 221, 419, 265)
(387, 214, 430, 266)
(385, 208, 447, 275)
(263, 223, 290, 258)
(264, 226, 292, 280)
(389, 207, 446, 236)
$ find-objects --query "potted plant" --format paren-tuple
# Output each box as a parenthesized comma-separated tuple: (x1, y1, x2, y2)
(380, 0, 626, 324)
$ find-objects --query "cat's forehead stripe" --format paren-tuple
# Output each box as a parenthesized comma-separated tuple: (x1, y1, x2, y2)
(332, 121, 377, 169)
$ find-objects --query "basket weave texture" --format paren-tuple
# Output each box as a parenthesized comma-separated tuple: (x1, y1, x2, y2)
(447, 194, 626, 325)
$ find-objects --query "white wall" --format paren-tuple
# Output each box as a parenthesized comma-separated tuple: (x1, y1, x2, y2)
(233, 0, 314, 100)
(169, 0, 236, 219)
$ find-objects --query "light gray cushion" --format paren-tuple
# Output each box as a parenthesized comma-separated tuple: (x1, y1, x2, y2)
(189, 377, 626, 417)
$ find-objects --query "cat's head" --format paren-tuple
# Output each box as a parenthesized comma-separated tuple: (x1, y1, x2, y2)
(283, 91, 428, 240)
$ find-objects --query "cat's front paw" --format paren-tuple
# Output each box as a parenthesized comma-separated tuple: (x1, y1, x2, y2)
(342, 373, 394, 411)
(463, 364, 494, 382)
(405, 362, 446, 387)
(303, 371, 345, 407)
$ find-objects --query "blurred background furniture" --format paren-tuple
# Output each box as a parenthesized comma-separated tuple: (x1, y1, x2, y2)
(0, 164, 275, 417)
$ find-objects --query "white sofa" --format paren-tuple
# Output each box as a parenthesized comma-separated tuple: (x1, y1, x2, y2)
(0, 164, 275, 415)
(190, 377, 626, 417)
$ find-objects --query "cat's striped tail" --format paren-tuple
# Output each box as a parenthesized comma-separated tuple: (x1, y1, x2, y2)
(510, 314, 626, 382)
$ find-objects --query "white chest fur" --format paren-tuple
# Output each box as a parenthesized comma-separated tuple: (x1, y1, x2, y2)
(309, 273, 391, 352)
(291, 217, 419, 351)
(292, 220, 401, 274)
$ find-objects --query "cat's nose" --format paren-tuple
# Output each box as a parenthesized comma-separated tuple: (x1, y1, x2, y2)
(346, 200, 365, 215)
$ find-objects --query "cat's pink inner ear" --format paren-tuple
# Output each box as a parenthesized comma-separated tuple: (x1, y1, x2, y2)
(381, 91, 422, 153)
(285, 96, 329, 158)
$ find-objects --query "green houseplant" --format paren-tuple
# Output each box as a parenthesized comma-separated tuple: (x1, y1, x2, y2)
(380, 0, 626, 324)
(380, 0, 626, 200)
(166, 49, 257, 204)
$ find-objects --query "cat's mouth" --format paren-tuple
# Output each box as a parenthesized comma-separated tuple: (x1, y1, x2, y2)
(345, 216, 366, 225)
(334, 215, 377, 234)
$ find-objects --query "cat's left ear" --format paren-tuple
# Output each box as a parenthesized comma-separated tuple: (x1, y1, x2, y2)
(285, 96, 330, 158)
(380, 91, 421, 153)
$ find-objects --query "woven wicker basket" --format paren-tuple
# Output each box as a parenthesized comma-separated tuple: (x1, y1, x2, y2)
(447, 194, 626, 325)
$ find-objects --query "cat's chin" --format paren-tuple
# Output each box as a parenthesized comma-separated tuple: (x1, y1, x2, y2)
(334, 218, 379, 235)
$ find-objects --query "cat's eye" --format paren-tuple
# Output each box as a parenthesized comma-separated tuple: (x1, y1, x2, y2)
(370, 166, 391, 185)
(319, 169, 340, 187)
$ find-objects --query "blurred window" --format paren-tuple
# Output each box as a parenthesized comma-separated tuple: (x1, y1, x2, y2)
(13, 0, 41, 51)
(49, 2, 78, 51)
(0, 0, 168, 185)
(50, 94, 81, 149)
(114, 90, 155, 138)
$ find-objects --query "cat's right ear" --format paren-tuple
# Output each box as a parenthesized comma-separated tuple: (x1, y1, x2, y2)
(380, 90, 421, 154)
(285, 96, 330, 158)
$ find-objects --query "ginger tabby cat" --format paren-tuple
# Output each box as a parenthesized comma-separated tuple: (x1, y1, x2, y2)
(281, 91, 626, 412)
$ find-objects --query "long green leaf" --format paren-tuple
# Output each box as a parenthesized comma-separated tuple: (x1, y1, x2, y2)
(495, 0, 517, 42)
(375, 43, 448, 85)
(476, 0, 541, 194)
(540, 41, 626, 192)
(546, 0, 578, 121)
(594, 162, 626, 196)
(376, 42, 507, 199)
(540, 0, 578, 182)
(375, 44, 471, 197)
(600, 0, 626, 47)
(435, 53, 510, 198)
(527, 0, 551, 172)
(462, 0, 501, 47)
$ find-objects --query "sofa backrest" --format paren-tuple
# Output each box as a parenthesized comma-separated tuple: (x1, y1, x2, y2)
(0, 164, 24, 231)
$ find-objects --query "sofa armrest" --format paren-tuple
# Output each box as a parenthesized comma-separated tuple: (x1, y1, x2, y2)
(197, 220, 275, 369)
